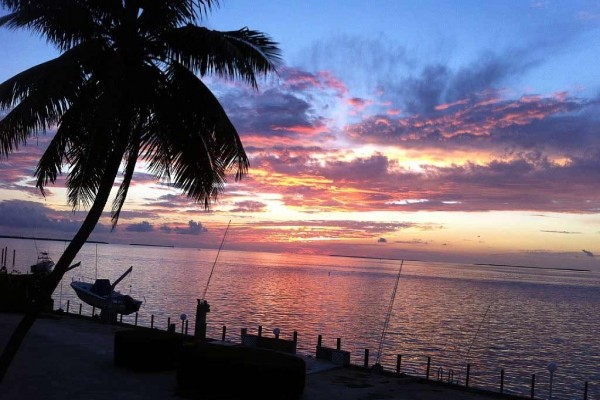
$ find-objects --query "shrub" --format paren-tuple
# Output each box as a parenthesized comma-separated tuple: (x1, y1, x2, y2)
(177, 342, 306, 399)
(114, 328, 184, 371)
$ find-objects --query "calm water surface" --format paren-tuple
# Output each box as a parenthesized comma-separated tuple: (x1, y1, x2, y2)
(4, 239, 599, 399)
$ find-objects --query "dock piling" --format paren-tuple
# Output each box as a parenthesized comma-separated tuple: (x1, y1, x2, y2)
(364, 349, 369, 368)
(426, 357, 431, 380)
(396, 355, 402, 374)
(466, 364, 471, 387)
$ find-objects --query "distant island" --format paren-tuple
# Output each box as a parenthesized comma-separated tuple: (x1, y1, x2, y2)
(330, 254, 418, 262)
(474, 263, 589, 272)
(0, 235, 108, 244)
(129, 243, 175, 248)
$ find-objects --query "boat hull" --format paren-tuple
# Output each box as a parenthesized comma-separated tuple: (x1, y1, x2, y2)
(70, 281, 142, 315)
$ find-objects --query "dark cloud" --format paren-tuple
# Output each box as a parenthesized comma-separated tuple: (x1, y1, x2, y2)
(174, 220, 207, 235)
(0, 199, 109, 233)
(159, 225, 172, 233)
(125, 221, 154, 232)
(541, 230, 581, 234)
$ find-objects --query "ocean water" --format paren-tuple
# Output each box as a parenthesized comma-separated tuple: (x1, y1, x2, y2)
(3, 238, 599, 399)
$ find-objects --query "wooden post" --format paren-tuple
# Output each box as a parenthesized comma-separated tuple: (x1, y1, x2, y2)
(317, 334, 322, 348)
(336, 338, 341, 350)
(12, 249, 15, 268)
(92, 306, 95, 317)
(426, 357, 431, 380)
(396, 355, 402, 374)
(364, 349, 369, 368)
(500, 369, 504, 393)
(293, 331, 298, 343)
(134, 312, 138, 326)
(584, 381, 588, 400)
(150, 314, 154, 329)
(184, 320, 188, 335)
(194, 299, 210, 339)
(530, 374, 535, 399)
(66, 300, 70, 313)
(222, 325, 226, 341)
(120, 314, 123, 323)
(241, 328, 247, 338)
(466, 364, 470, 388)
(79, 303, 82, 315)
(167, 317, 171, 330)
(258, 325, 262, 337)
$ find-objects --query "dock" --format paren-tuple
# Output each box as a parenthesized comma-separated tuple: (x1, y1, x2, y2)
(0, 312, 526, 400)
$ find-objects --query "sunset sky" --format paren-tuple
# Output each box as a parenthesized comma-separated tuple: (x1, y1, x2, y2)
(1, 1, 599, 269)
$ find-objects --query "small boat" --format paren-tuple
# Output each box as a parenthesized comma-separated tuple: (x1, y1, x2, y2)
(30, 251, 55, 274)
(70, 266, 142, 315)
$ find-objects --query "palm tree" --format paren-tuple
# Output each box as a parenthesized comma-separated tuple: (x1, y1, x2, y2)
(0, 0, 280, 383)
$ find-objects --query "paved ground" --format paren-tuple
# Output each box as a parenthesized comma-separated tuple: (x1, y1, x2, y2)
(0, 313, 519, 399)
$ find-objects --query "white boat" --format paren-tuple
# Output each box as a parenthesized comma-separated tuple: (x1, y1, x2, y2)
(30, 251, 55, 274)
(70, 266, 142, 315)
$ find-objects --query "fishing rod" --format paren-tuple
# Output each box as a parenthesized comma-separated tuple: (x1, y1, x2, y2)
(201, 220, 231, 300)
(374, 259, 404, 368)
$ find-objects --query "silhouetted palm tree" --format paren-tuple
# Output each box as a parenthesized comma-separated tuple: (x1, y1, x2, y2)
(0, 0, 280, 382)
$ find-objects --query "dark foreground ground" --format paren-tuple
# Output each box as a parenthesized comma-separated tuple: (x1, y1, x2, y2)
(0, 313, 521, 400)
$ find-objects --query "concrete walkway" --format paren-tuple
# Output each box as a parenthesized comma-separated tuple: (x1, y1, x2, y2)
(0, 313, 518, 399)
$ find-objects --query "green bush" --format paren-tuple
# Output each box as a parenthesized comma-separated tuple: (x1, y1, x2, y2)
(177, 343, 306, 399)
(114, 328, 184, 371)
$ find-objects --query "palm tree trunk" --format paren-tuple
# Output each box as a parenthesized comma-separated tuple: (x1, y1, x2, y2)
(0, 152, 124, 385)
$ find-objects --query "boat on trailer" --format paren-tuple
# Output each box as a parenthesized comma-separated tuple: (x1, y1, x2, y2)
(30, 251, 55, 274)
(70, 266, 142, 315)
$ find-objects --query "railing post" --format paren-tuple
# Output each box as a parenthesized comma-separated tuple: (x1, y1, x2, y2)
(500, 369, 504, 393)
(336, 338, 341, 350)
(79, 303, 82, 316)
(364, 349, 369, 368)
(167, 317, 171, 330)
(222, 325, 226, 341)
(317, 334, 322, 348)
(134, 312, 138, 326)
(396, 355, 402, 374)
(150, 314, 154, 329)
(258, 325, 262, 337)
(583, 381, 588, 400)
(92, 306, 95, 317)
(530, 374, 535, 399)
(293, 331, 298, 343)
(66, 300, 70, 313)
(426, 356, 431, 380)
(465, 364, 470, 388)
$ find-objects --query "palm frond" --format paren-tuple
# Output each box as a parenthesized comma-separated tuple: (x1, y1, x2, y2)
(140, 62, 248, 208)
(163, 25, 281, 89)
(0, 42, 104, 157)
(0, 1, 99, 51)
